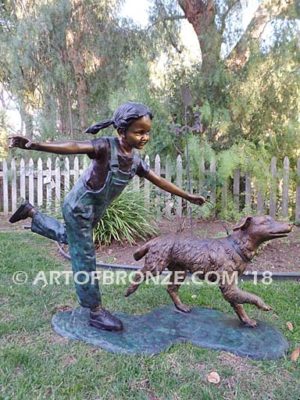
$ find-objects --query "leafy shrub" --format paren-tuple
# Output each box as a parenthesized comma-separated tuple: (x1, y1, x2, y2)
(93, 188, 158, 246)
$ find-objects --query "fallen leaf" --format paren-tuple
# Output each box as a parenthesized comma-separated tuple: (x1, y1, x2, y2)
(206, 371, 220, 384)
(291, 347, 300, 362)
(191, 295, 197, 299)
(286, 322, 294, 331)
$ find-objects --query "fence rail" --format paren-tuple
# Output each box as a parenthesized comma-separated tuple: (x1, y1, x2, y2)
(0, 155, 299, 221)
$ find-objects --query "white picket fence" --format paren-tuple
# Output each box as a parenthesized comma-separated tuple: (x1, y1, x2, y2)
(0, 155, 300, 221)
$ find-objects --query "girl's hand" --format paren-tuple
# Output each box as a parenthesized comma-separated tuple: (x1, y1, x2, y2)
(9, 136, 33, 150)
(187, 194, 206, 205)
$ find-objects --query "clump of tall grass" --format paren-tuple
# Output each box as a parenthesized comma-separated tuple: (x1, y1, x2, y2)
(93, 189, 158, 246)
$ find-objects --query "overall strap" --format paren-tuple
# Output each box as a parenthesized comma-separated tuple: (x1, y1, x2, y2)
(107, 137, 119, 169)
(130, 151, 140, 178)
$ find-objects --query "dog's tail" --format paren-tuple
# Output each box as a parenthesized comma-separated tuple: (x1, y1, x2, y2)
(133, 238, 157, 261)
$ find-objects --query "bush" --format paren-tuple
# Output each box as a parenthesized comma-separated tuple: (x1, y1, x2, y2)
(93, 188, 159, 246)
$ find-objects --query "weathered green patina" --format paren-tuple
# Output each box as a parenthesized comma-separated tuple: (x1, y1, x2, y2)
(52, 305, 289, 359)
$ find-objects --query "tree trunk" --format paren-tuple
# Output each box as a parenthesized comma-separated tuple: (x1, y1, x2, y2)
(178, 0, 291, 70)
(178, 0, 220, 73)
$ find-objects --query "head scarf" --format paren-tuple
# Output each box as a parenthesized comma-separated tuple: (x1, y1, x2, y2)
(85, 102, 153, 134)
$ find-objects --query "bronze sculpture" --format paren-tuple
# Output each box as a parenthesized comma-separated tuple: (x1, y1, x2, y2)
(125, 215, 292, 327)
(9, 102, 205, 332)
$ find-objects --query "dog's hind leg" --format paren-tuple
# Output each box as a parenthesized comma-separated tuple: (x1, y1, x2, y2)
(125, 266, 148, 297)
(125, 259, 169, 297)
(219, 283, 272, 327)
(167, 270, 191, 313)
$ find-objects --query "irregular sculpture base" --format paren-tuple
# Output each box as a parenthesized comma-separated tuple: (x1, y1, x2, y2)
(52, 306, 288, 360)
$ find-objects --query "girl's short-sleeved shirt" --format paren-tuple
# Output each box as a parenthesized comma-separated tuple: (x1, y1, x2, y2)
(84, 136, 150, 190)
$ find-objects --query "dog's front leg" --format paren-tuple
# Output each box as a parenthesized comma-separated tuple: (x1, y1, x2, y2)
(167, 270, 191, 313)
(231, 303, 258, 328)
(219, 284, 272, 328)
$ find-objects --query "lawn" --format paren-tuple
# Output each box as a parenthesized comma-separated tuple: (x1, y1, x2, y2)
(0, 232, 299, 400)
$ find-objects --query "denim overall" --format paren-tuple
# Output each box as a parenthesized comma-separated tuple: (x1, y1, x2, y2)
(31, 137, 139, 308)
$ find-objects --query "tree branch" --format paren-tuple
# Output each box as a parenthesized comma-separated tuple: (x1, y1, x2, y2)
(148, 0, 184, 54)
(228, 0, 291, 68)
(146, 14, 186, 32)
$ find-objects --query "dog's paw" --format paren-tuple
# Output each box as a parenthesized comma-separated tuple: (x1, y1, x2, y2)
(124, 286, 136, 297)
(262, 304, 272, 311)
(243, 318, 257, 328)
(175, 304, 192, 313)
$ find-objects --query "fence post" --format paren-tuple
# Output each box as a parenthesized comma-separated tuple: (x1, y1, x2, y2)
(74, 156, 79, 184)
(55, 157, 61, 211)
(222, 179, 228, 213)
(144, 155, 150, 208)
(269, 157, 277, 217)
(282, 156, 289, 219)
(3, 160, 8, 214)
(199, 154, 205, 193)
(83, 155, 89, 171)
(28, 158, 34, 205)
(155, 154, 161, 217)
(165, 155, 172, 218)
(64, 157, 70, 195)
(209, 156, 216, 216)
(245, 173, 251, 212)
(296, 158, 300, 224)
(176, 155, 182, 217)
(233, 169, 240, 212)
(46, 158, 52, 210)
(11, 158, 17, 213)
(37, 158, 43, 207)
(257, 186, 264, 215)
(20, 158, 26, 201)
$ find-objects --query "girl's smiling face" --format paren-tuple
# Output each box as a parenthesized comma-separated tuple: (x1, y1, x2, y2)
(123, 115, 152, 150)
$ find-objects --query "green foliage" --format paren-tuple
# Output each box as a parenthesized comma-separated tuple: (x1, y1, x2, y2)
(215, 141, 276, 219)
(1, 0, 299, 184)
(228, 41, 300, 162)
(185, 136, 271, 189)
(93, 188, 158, 246)
(0, 0, 147, 138)
(217, 140, 271, 184)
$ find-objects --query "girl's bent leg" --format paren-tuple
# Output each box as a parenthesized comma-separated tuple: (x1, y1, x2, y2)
(31, 211, 68, 244)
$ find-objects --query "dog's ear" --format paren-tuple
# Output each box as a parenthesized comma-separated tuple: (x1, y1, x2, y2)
(233, 216, 252, 231)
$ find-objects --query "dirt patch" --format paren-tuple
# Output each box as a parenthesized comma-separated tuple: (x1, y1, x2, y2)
(0, 214, 31, 231)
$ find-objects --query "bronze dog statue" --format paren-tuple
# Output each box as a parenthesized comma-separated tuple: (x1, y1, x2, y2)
(125, 216, 292, 327)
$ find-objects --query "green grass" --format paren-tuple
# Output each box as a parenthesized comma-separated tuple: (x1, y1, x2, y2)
(0, 232, 300, 400)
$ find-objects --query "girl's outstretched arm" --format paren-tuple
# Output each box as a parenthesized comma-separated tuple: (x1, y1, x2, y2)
(9, 136, 94, 155)
(145, 170, 206, 205)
